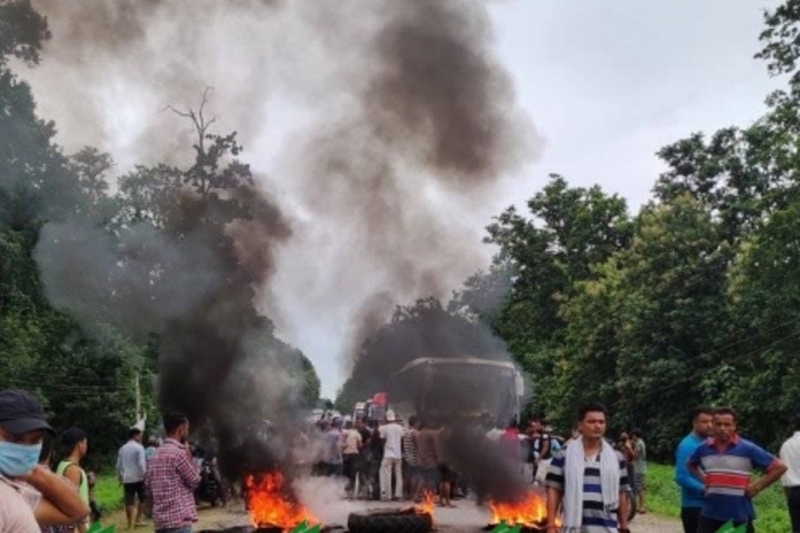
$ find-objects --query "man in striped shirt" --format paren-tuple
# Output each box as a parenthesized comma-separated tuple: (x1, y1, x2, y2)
(688, 407, 787, 533)
(545, 403, 630, 533)
(403, 416, 421, 501)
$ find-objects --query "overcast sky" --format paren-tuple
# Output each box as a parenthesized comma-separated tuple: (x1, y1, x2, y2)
(26, 0, 784, 399)
(302, 0, 781, 397)
(488, 0, 782, 210)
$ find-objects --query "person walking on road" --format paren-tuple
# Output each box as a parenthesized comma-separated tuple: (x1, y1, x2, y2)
(674, 405, 713, 533)
(688, 407, 787, 533)
(117, 428, 147, 529)
(780, 413, 800, 533)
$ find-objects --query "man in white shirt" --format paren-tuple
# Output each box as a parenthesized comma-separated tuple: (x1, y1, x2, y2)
(780, 414, 800, 533)
(486, 419, 504, 442)
(117, 427, 147, 529)
(379, 411, 405, 501)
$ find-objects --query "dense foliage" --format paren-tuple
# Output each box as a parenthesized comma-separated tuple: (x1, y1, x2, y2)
(6, 0, 800, 467)
(452, 1, 800, 459)
(0, 0, 319, 466)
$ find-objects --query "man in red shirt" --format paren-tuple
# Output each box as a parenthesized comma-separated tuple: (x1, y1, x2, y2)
(145, 412, 200, 533)
(688, 407, 787, 533)
(499, 420, 523, 480)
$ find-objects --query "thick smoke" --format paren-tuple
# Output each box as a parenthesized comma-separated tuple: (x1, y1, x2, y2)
(29, 0, 284, 167)
(278, 0, 538, 362)
(33, 111, 299, 479)
(25, 0, 540, 500)
(291, 0, 538, 502)
(343, 299, 534, 502)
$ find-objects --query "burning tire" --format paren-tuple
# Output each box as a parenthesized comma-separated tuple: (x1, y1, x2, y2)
(347, 509, 433, 533)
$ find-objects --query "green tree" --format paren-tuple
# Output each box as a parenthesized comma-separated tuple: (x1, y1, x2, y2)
(654, 126, 784, 243)
(558, 196, 729, 457)
(725, 191, 800, 448)
(461, 176, 631, 414)
(0, 0, 50, 69)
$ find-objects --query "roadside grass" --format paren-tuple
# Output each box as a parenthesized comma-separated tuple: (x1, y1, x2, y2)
(647, 463, 790, 533)
(95, 473, 125, 513)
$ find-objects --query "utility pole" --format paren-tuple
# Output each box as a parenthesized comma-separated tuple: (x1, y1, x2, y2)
(135, 372, 142, 422)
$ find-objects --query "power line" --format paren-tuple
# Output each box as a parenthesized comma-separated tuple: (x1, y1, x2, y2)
(612, 327, 800, 409)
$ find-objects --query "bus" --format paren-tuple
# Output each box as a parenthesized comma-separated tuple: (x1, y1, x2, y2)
(387, 357, 525, 425)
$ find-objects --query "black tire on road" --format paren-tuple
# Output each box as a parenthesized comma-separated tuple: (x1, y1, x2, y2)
(347, 511, 432, 533)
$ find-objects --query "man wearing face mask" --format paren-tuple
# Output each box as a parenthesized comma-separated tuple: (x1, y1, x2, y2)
(145, 412, 200, 533)
(0, 389, 90, 532)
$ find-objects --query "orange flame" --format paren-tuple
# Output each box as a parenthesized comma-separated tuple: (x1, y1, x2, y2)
(414, 490, 436, 518)
(244, 472, 318, 531)
(489, 490, 560, 528)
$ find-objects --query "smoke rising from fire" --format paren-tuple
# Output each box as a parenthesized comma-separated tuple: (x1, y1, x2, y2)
(33, 121, 300, 479)
(25, 0, 540, 494)
(278, 0, 539, 364)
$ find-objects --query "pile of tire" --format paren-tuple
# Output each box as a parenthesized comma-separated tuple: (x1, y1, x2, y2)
(347, 508, 433, 533)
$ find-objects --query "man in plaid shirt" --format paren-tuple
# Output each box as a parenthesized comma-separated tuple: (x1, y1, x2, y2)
(145, 412, 200, 533)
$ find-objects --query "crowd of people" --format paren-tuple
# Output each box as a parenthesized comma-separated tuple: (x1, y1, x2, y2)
(3, 386, 800, 533)
(541, 403, 795, 533)
(305, 410, 573, 506)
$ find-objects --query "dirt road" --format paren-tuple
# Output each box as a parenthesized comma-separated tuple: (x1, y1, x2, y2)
(108, 499, 680, 532)
(104, 475, 678, 532)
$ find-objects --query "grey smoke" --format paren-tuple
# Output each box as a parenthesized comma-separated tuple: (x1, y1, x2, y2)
(25, 0, 540, 493)
(281, 0, 539, 356)
(35, 221, 223, 335)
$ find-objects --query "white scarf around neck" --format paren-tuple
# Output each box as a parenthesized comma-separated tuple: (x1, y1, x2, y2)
(562, 437, 620, 531)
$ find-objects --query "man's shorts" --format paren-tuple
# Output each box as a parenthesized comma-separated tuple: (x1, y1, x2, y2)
(123, 481, 147, 506)
(422, 467, 441, 488)
(634, 472, 646, 491)
(438, 464, 457, 485)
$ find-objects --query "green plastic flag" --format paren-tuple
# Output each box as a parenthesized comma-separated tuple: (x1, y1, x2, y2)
(87, 523, 115, 533)
(491, 520, 522, 533)
(715, 520, 747, 533)
(290, 520, 321, 533)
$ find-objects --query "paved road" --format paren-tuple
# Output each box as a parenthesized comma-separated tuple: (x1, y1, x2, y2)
(189, 498, 680, 532)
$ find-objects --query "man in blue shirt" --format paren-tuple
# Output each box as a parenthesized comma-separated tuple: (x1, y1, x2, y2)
(674, 405, 713, 533)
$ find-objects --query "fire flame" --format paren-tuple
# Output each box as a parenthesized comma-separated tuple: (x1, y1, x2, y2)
(414, 490, 436, 518)
(244, 472, 318, 531)
(489, 490, 560, 528)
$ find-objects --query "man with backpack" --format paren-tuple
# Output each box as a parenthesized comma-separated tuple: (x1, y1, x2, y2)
(530, 421, 560, 482)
